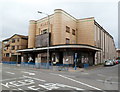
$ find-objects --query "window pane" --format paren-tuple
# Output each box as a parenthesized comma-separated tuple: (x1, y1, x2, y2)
(66, 26, 70, 33)
(72, 29, 75, 35)
(11, 46, 15, 50)
(66, 38, 70, 44)
(41, 29, 48, 34)
(12, 39, 15, 43)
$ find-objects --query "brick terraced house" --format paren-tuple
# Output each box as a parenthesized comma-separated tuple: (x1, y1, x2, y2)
(2, 34, 28, 63)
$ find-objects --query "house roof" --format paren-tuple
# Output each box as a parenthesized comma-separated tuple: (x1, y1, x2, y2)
(2, 34, 28, 42)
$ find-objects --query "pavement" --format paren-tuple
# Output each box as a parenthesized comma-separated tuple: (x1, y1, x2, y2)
(68, 65, 103, 72)
(0, 63, 119, 91)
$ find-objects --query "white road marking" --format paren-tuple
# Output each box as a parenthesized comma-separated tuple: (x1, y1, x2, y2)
(28, 86, 40, 90)
(23, 75, 46, 82)
(28, 83, 84, 90)
(50, 73, 75, 78)
(9, 79, 35, 87)
(0, 77, 25, 82)
(38, 83, 84, 90)
(59, 74, 102, 90)
(18, 88, 23, 90)
(81, 73, 89, 75)
(97, 74, 106, 77)
(55, 83, 84, 90)
(22, 71, 35, 75)
(1, 83, 15, 88)
(13, 89, 18, 90)
(6, 72, 15, 75)
(1, 79, 35, 88)
(50, 73, 101, 90)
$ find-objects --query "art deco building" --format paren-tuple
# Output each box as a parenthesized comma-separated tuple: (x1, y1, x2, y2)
(18, 9, 116, 67)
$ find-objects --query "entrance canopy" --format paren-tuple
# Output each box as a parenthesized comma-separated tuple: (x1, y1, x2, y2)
(16, 44, 101, 53)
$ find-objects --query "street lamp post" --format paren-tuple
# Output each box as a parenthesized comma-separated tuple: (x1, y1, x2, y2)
(38, 11, 50, 69)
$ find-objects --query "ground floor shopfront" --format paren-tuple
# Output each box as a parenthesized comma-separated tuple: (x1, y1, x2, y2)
(18, 45, 101, 68)
(2, 55, 21, 64)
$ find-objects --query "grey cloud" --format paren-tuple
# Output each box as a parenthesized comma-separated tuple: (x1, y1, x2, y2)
(0, 1, 118, 48)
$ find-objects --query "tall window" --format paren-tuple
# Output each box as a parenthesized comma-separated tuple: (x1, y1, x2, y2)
(66, 26, 70, 33)
(4, 47, 7, 51)
(6, 53, 9, 57)
(72, 29, 75, 35)
(66, 38, 70, 44)
(17, 46, 19, 50)
(17, 38, 19, 42)
(11, 46, 15, 50)
(12, 39, 15, 43)
(41, 29, 47, 34)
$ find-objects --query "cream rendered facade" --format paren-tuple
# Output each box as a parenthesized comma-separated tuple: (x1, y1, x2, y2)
(26, 9, 116, 65)
(94, 21, 116, 64)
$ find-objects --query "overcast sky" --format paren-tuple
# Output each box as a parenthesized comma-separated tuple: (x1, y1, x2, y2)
(0, 0, 119, 48)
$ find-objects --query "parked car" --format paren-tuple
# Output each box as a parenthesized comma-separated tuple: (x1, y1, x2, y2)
(104, 60, 114, 66)
(118, 59, 120, 63)
(115, 60, 120, 64)
(115, 60, 119, 64)
(112, 60, 116, 65)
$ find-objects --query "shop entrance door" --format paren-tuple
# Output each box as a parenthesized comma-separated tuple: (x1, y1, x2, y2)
(59, 52, 63, 64)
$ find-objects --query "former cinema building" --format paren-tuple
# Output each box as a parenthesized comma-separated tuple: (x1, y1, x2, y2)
(17, 9, 116, 67)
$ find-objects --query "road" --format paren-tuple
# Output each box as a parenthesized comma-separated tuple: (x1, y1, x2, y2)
(0, 63, 119, 91)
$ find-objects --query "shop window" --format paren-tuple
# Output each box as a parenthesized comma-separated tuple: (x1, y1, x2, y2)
(66, 26, 70, 33)
(66, 38, 70, 44)
(72, 29, 75, 35)
(41, 57, 47, 62)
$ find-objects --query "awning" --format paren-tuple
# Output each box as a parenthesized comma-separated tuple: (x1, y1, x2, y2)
(16, 44, 101, 53)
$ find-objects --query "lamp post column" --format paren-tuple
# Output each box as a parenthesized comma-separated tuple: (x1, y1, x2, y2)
(38, 11, 50, 69)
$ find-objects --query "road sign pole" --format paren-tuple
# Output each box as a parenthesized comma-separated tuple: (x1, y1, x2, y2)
(74, 53, 77, 70)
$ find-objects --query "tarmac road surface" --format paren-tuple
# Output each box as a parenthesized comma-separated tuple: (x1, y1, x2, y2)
(0, 64, 119, 91)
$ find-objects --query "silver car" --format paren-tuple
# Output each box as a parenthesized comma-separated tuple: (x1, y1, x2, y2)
(104, 60, 114, 66)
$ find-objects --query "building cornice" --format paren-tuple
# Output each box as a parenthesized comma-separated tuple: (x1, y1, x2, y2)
(17, 44, 101, 53)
